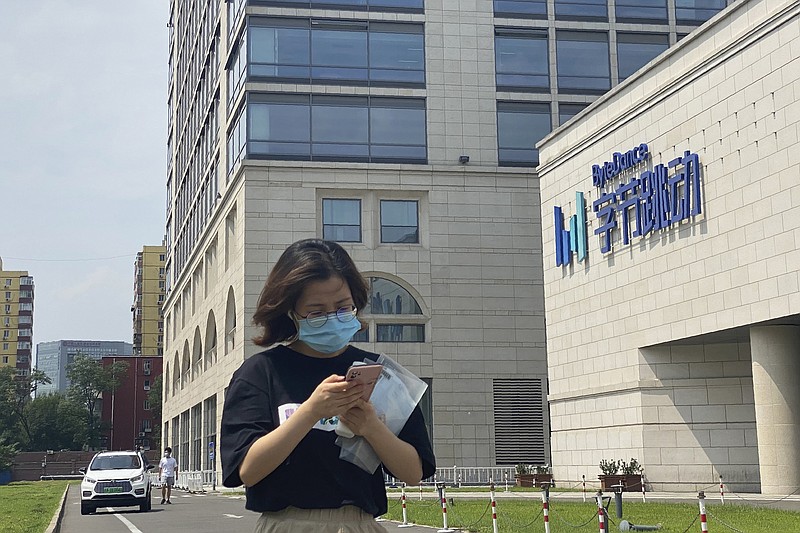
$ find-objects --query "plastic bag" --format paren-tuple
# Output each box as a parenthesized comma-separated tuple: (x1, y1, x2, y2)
(336, 354, 428, 473)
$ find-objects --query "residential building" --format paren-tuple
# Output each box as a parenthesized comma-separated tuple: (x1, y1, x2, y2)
(132, 246, 167, 357)
(161, 0, 729, 477)
(538, 0, 798, 493)
(36, 340, 133, 397)
(0, 257, 34, 377)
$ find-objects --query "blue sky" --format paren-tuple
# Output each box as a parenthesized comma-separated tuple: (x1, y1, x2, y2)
(0, 1, 168, 348)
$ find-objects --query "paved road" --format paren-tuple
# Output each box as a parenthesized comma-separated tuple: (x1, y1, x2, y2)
(60, 485, 440, 533)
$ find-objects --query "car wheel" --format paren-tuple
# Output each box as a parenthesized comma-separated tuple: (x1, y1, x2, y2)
(140, 492, 152, 512)
(80, 502, 94, 515)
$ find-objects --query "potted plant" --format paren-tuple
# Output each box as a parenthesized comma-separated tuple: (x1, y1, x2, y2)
(598, 458, 643, 492)
(515, 464, 554, 487)
(533, 464, 554, 487)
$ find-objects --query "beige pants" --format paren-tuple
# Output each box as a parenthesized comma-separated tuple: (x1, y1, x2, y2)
(254, 505, 386, 533)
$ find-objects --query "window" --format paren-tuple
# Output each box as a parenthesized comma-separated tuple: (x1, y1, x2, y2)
(247, 94, 426, 163)
(143, 359, 152, 375)
(3, 305, 9, 314)
(323, 199, 361, 242)
(144, 380, 151, 391)
(4, 292, 10, 301)
(493, 0, 547, 18)
(380, 200, 418, 243)
(352, 328, 369, 342)
(2, 343, 8, 350)
(497, 101, 551, 166)
(556, 31, 610, 93)
(248, 0, 424, 10)
(495, 30, 549, 91)
(204, 395, 217, 470)
(159, 254, 166, 261)
(376, 324, 424, 342)
(554, 0, 607, 20)
(247, 20, 424, 86)
(1, 356, 7, 364)
(144, 399, 151, 411)
(675, 0, 727, 25)
(192, 404, 203, 471)
(360, 277, 426, 343)
(559, 103, 589, 125)
(615, 0, 667, 22)
(2, 318, 8, 327)
(617, 33, 669, 81)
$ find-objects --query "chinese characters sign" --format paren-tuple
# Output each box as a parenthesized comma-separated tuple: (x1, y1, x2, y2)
(553, 143, 703, 265)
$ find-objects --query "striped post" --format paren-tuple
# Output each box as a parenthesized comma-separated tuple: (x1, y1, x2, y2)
(504, 471, 509, 492)
(596, 491, 606, 533)
(583, 474, 587, 503)
(541, 488, 551, 533)
(641, 470, 647, 503)
(398, 483, 413, 528)
(490, 483, 499, 533)
(419, 483, 423, 501)
(719, 475, 725, 505)
(698, 491, 709, 533)
(437, 484, 455, 533)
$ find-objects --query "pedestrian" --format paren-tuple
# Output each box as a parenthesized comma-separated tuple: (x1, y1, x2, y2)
(221, 238, 435, 533)
(159, 447, 178, 504)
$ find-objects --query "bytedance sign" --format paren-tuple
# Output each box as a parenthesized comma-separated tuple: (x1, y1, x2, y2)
(554, 143, 702, 266)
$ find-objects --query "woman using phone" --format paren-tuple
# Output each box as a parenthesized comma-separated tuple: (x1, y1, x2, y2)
(220, 239, 435, 533)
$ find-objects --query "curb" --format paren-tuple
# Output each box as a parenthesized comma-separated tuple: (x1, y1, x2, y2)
(45, 484, 70, 533)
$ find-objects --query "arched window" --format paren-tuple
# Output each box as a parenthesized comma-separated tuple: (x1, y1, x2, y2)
(192, 328, 203, 379)
(164, 362, 170, 403)
(355, 276, 426, 343)
(181, 342, 190, 389)
(225, 287, 236, 355)
(172, 352, 180, 396)
(205, 311, 217, 370)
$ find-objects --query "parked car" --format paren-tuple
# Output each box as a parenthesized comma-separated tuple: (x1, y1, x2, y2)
(79, 450, 154, 515)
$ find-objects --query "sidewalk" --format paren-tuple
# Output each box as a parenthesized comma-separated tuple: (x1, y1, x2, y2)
(378, 518, 442, 531)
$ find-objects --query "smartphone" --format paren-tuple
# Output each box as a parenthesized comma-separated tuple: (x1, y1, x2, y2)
(345, 363, 383, 400)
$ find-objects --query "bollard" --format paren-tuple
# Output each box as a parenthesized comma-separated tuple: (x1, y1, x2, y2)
(698, 491, 709, 533)
(612, 483, 624, 519)
(398, 483, 413, 528)
(541, 485, 551, 533)
(419, 483, 423, 501)
(583, 474, 587, 503)
(504, 471, 509, 492)
(719, 475, 725, 505)
(596, 491, 606, 533)
(490, 482, 499, 533)
(437, 483, 455, 533)
(640, 470, 646, 503)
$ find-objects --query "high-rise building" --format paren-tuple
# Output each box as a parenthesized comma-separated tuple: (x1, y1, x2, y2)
(0, 257, 34, 377)
(161, 0, 730, 475)
(132, 246, 167, 357)
(36, 340, 134, 397)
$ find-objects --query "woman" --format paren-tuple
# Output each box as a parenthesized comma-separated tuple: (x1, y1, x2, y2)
(221, 239, 435, 533)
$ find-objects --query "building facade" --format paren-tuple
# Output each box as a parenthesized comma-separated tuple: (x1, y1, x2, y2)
(100, 355, 163, 451)
(161, 0, 730, 476)
(538, 0, 799, 494)
(0, 258, 34, 377)
(132, 246, 167, 357)
(36, 340, 134, 397)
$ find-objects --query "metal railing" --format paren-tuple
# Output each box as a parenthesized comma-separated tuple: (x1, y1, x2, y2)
(148, 470, 216, 492)
(385, 466, 518, 487)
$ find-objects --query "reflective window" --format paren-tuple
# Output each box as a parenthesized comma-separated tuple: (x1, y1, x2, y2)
(493, 0, 547, 18)
(323, 199, 362, 242)
(377, 324, 425, 342)
(559, 103, 589, 125)
(226, 106, 247, 174)
(247, 19, 424, 86)
(247, 94, 426, 163)
(556, 31, 610, 93)
(617, 33, 669, 81)
(352, 328, 369, 342)
(554, 0, 607, 20)
(358, 277, 426, 343)
(615, 0, 667, 22)
(380, 200, 419, 243)
(251, 0, 423, 10)
(675, 0, 727, 25)
(497, 101, 550, 167)
(367, 277, 422, 314)
(495, 31, 549, 91)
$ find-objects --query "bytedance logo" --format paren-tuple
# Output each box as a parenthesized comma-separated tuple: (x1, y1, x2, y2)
(553, 191, 588, 267)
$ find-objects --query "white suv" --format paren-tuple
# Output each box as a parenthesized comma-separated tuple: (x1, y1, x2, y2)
(80, 450, 154, 515)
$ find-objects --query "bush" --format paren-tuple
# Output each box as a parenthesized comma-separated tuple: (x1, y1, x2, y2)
(599, 459, 619, 475)
(0, 442, 18, 472)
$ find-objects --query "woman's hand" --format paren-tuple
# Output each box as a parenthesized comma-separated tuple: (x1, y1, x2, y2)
(339, 399, 382, 437)
(303, 374, 365, 420)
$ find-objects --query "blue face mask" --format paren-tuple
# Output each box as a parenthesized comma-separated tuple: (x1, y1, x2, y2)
(295, 314, 361, 354)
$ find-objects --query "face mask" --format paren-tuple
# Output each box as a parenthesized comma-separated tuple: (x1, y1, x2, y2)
(295, 315, 361, 354)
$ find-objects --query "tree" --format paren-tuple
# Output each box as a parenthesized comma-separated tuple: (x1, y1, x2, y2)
(66, 353, 128, 449)
(25, 394, 87, 451)
(147, 375, 163, 450)
(0, 366, 51, 449)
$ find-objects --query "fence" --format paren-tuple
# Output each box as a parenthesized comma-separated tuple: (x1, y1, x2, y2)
(149, 470, 216, 493)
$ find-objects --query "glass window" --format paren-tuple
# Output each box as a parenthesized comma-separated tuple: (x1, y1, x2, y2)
(495, 31, 549, 91)
(554, 0, 607, 20)
(248, 96, 311, 159)
(250, 24, 310, 79)
(558, 103, 589, 125)
(380, 200, 419, 243)
(497, 101, 551, 166)
(615, 0, 667, 22)
(370, 100, 427, 162)
(675, 0, 727, 25)
(493, 0, 547, 18)
(256, 0, 423, 9)
(617, 33, 669, 81)
(377, 324, 425, 342)
(369, 29, 425, 84)
(352, 328, 369, 342)
(313, 98, 370, 158)
(367, 277, 423, 315)
(556, 31, 610, 93)
(323, 199, 362, 242)
(312, 28, 368, 81)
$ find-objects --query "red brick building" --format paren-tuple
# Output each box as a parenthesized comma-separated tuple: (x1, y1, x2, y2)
(100, 355, 162, 451)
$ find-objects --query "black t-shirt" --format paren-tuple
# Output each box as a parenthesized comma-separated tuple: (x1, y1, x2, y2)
(220, 344, 436, 516)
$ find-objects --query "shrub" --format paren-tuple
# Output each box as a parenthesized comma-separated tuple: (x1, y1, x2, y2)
(599, 459, 619, 475)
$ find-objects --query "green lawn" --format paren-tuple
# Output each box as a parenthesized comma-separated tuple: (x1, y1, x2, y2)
(382, 495, 800, 532)
(0, 481, 69, 533)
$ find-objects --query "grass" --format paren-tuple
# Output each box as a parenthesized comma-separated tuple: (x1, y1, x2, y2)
(382, 494, 800, 532)
(0, 481, 69, 533)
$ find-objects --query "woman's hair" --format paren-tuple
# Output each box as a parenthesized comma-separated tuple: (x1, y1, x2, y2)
(252, 239, 369, 347)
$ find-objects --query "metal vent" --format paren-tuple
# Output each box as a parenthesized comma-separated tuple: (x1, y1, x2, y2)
(493, 378, 546, 464)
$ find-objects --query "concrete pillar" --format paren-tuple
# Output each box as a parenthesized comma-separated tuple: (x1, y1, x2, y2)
(750, 326, 800, 494)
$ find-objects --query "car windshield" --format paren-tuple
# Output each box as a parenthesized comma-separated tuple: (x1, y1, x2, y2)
(90, 455, 141, 470)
